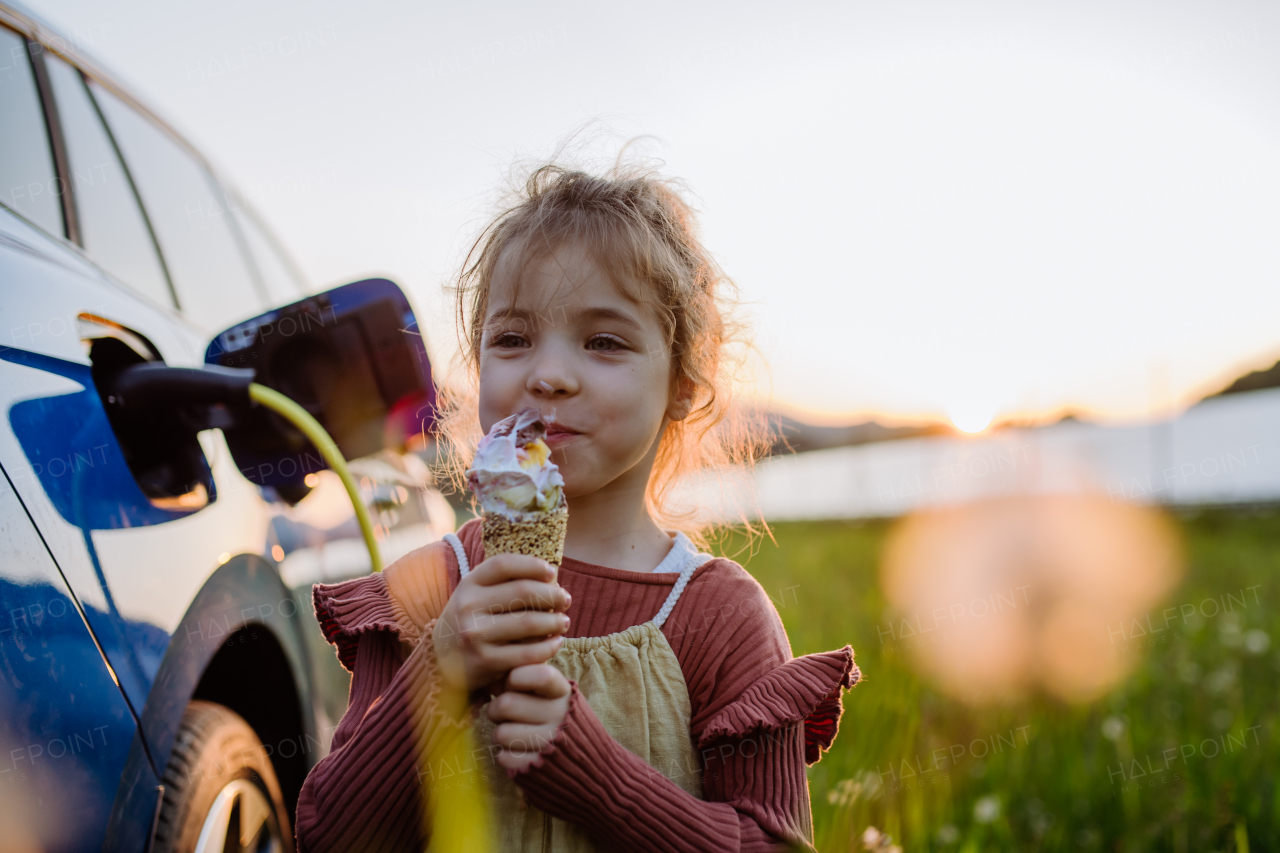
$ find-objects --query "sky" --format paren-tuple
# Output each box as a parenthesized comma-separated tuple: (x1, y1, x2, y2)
(24, 0, 1280, 429)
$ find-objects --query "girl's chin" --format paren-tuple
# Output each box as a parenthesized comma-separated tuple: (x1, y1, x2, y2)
(551, 464, 594, 500)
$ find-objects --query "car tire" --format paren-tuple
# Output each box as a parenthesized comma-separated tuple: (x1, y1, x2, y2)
(152, 700, 292, 853)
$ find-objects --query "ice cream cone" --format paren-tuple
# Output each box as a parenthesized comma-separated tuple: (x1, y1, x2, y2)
(468, 408, 569, 566)
(481, 502, 568, 566)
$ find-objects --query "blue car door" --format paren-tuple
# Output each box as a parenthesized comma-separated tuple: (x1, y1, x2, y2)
(0, 463, 145, 851)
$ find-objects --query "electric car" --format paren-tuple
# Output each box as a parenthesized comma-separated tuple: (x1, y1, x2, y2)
(0, 4, 451, 850)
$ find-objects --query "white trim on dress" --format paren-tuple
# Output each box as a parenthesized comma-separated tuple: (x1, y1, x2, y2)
(441, 529, 712, 627)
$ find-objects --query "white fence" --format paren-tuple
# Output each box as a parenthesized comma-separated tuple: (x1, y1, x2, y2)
(684, 389, 1278, 521)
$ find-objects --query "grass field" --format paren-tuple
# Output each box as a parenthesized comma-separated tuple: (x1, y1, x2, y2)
(718, 508, 1280, 852)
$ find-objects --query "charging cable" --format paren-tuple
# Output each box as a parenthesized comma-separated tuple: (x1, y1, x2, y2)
(248, 383, 383, 572)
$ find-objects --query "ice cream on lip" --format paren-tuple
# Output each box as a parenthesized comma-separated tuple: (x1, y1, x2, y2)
(466, 407, 566, 521)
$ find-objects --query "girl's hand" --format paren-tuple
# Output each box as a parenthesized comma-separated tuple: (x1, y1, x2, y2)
(487, 664, 571, 772)
(432, 554, 571, 696)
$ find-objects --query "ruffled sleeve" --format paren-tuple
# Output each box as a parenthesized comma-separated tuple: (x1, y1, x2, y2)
(697, 647, 860, 765)
(312, 536, 463, 670)
(313, 573, 409, 671)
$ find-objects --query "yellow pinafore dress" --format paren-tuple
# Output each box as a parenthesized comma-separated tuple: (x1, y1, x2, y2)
(442, 532, 711, 853)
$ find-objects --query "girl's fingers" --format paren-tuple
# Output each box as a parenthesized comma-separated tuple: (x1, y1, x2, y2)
(487, 689, 561, 725)
(495, 751, 540, 773)
(483, 635, 564, 672)
(469, 553, 557, 586)
(505, 663, 571, 698)
(468, 610, 569, 644)
(491, 721, 557, 755)
(474, 579, 570, 614)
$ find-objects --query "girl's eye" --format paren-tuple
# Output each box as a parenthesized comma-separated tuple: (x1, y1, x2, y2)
(585, 334, 627, 352)
(489, 332, 529, 349)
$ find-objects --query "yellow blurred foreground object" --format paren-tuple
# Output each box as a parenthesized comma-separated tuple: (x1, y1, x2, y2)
(881, 495, 1184, 703)
(423, 690, 494, 853)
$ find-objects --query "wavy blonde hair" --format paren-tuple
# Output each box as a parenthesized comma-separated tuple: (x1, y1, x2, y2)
(434, 160, 768, 548)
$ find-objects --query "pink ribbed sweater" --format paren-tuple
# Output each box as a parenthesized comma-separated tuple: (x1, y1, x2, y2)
(296, 519, 859, 852)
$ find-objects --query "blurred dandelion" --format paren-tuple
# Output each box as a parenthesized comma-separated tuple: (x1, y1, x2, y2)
(0, 722, 93, 849)
(880, 495, 1184, 703)
(1244, 629, 1271, 654)
(1027, 798, 1053, 835)
(1205, 664, 1237, 693)
(1100, 715, 1126, 740)
(826, 770, 883, 807)
(1177, 660, 1200, 684)
(1220, 613, 1243, 646)
(860, 825, 903, 853)
(935, 823, 960, 845)
(973, 794, 1001, 823)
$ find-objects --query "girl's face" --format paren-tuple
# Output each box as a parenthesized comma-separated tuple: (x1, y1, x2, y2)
(478, 242, 689, 499)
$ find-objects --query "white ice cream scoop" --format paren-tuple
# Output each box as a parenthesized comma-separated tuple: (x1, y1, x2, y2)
(466, 408, 565, 520)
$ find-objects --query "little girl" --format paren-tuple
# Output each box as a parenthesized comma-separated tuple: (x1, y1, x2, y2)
(295, 164, 859, 852)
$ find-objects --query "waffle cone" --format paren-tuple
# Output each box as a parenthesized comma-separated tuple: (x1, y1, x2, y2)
(482, 505, 568, 565)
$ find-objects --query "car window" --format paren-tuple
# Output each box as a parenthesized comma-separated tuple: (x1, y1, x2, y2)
(234, 204, 307, 302)
(45, 56, 173, 308)
(90, 82, 264, 331)
(0, 28, 63, 236)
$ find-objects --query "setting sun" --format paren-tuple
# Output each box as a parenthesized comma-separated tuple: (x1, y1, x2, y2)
(950, 404, 994, 434)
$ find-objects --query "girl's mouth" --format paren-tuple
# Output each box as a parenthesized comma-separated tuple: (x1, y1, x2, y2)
(544, 425, 582, 446)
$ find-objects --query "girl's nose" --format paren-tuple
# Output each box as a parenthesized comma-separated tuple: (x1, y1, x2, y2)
(528, 372, 577, 397)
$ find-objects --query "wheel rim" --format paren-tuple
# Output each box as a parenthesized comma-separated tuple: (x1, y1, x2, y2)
(193, 778, 284, 853)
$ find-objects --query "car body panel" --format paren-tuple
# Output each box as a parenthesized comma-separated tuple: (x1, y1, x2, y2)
(0, 5, 447, 848)
(0, 464, 140, 851)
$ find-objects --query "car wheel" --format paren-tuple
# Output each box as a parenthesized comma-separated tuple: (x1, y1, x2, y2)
(152, 700, 292, 853)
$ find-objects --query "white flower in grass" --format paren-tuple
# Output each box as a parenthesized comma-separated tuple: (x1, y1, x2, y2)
(1244, 629, 1270, 655)
(826, 770, 884, 807)
(974, 795, 1001, 823)
(1101, 715, 1126, 740)
(1220, 618, 1242, 647)
(860, 825, 903, 853)
(1177, 661, 1200, 684)
(1205, 666, 1236, 693)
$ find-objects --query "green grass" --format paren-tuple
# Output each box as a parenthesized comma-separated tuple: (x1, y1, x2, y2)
(715, 509, 1280, 852)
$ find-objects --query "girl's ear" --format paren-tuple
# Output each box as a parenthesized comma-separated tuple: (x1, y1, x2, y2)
(667, 375, 695, 422)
